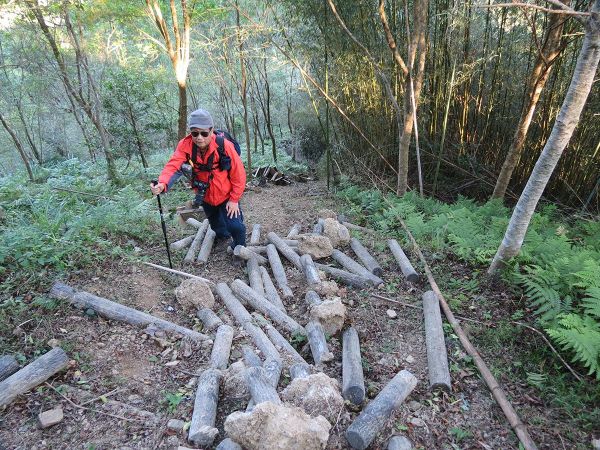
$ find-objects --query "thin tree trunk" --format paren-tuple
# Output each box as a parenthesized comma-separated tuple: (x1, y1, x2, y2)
(236, 0, 252, 173)
(492, 3, 569, 200)
(177, 79, 187, 139)
(489, 2, 600, 274)
(0, 112, 34, 181)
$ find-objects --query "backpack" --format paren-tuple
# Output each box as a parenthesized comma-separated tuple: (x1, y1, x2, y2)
(214, 129, 242, 156)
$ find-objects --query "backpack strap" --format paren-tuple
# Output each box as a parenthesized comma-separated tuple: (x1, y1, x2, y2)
(190, 143, 216, 175)
(215, 134, 226, 161)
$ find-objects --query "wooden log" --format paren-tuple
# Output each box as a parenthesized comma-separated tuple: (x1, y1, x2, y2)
(289, 362, 311, 380)
(345, 370, 417, 450)
(388, 435, 413, 450)
(0, 355, 19, 382)
(287, 223, 301, 238)
(245, 365, 281, 405)
(234, 245, 268, 265)
(250, 224, 261, 245)
(306, 321, 333, 365)
(210, 325, 234, 370)
(197, 308, 223, 332)
(284, 239, 299, 247)
(0, 348, 69, 407)
(197, 228, 216, 263)
(189, 368, 221, 447)
(342, 221, 376, 235)
(313, 218, 325, 234)
(184, 219, 209, 263)
(387, 239, 419, 282)
(267, 232, 302, 270)
(350, 238, 383, 277)
(253, 313, 308, 365)
(242, 345, 262, 367)
(216, 438, 242, 450)
(246, 257, 265, 297)
(170, 234, 195, 251)
(259, 266, 286, 312)
(142, 262, 215, 287)
(342, 327, 365, 406)
(246, 245, 267, 254)
(186, 217, 204, 229)
(305, 290, 322, 308)
(215, 283, 281, 362)
(230, 280, 305, 336)
(315, 263, 372, 288)
(50, 282, 210, 342)
(266, 244, 294, 299)
(331, 250, 384, 286)
(423, 291, 452, 391)
(300, 254, 322, 286)
(263, 358, 282, 389)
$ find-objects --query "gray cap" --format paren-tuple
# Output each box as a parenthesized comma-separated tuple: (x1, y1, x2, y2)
(187, 108, 214, 129)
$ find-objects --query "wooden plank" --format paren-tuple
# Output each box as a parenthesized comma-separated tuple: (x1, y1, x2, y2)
(170, 234, 195, 251)
(342, 327, 365, 406)
(350, 238, 383, 277)
(215, 283, 281, 363)
(210, 325, 234, 370)
(250, 224, 261, 245)
(197, 228, 216, 264)
(0, 348, 69, 407)
(0, 355, 19, 382)
(266, 244, 294, 299)
(345, 370, 417, 450)
(189, 368, 221, 447)
(306, 321, 333, 365)
(423, 291, 452, 391)
(247, 257, 265, 297)
(267, 232, 302, 270)
(331, 250, 384, 286)
(230, 280, 305, 336)
(184, 219, 209, 263)
(50, 282, 210, 342)
(387, 239, 419, 282)
(196, 308, 223, 332)
(300, 254, 321, 286)
(259, 266, 286, 312)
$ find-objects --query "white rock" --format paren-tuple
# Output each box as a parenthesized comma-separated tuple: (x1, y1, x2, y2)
(409, 417, 425, 427)
(224, 402, 330, 450)
(167, 419, 186, 432)
(386, 309, 398, 319)
(322, 218, 350, 248)
(309, 298, 346, 335)
(405, 355, 415, 364)
(281, 373, 344, 422)
(297, 234, 334, 259)
(38, 408, 63, 428)
(175, 278, 215, 310)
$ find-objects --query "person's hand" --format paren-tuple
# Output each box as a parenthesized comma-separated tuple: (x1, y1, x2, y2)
(150, 182, 165, 196)
(226, 200, 240, 218)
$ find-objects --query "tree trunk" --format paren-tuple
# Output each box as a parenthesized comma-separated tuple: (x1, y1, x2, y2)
(492, 4, 569, 200)
(489, 3, 600, 274)
(177, 79, 187, 140)
(0, 112, 34, 181)
(236, 0, 252, 173)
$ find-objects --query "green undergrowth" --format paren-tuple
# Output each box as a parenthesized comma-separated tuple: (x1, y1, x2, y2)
(338, 181, 600, 383)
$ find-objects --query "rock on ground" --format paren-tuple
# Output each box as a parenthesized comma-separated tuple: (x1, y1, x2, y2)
(317, 209, 338, 219)
(309, 298, 346, 335)
(297, 234, 334, 259)
(38, 408, 63, 428)
(322, 218, 350, 248)
(175, 278, 215, 310)
(224, 402, 331, 450)
(314, 280, 340, 298)
(223, 360, 250, 401)
(281, 373, 344, 423)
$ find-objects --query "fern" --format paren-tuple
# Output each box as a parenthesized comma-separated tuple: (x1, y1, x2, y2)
(547, 314, 600, 379)
(582, 287, 600, 318)
(514, 265, 571, 323)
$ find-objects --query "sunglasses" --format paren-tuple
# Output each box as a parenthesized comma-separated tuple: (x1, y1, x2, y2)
(191, 129, 212, 138)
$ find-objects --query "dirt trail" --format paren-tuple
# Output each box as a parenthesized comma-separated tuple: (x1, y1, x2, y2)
(0, 180, 520, 450)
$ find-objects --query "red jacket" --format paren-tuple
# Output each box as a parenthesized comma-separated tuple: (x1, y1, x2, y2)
(158, 134, 246, 206)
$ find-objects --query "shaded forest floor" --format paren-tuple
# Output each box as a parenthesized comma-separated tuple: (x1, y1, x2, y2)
(0, 179, 593, 449)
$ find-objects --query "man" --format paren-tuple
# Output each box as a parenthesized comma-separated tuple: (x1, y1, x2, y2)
(150, 108, 246, 251)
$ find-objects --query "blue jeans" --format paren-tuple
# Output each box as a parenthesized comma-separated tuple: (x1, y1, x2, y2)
(202, 200, 246, 248)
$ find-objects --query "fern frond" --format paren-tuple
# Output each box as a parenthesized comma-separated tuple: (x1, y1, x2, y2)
(515, 265, 570, 323)
(547, 314, 600, 379)
(583, 287, 600, 318)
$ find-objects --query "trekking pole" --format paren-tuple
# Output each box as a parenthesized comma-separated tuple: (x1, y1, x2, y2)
(151, 180, 173, 269)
